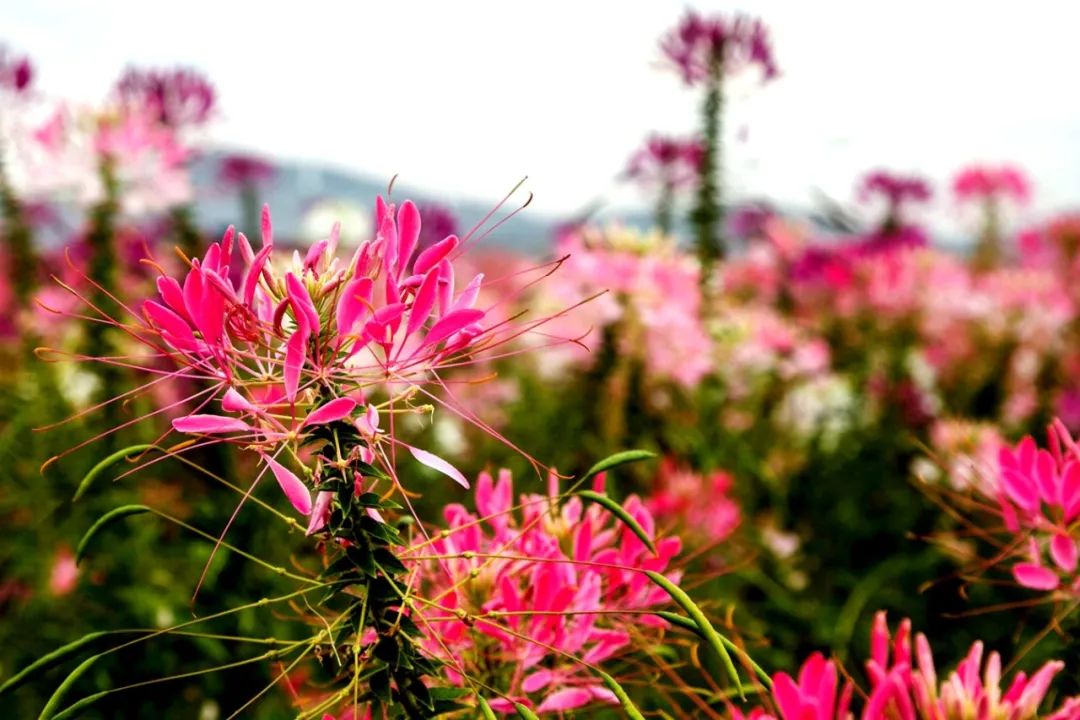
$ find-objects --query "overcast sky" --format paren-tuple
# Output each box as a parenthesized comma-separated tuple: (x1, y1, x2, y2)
(5, 0, 1080, 233)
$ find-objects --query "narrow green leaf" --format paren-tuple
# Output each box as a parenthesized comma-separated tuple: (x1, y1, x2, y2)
(654, 611, 773, 689)
(0, 632, 113, 697)
(577, 490, 656, 555)
(645, 570, 744, 698)
(75, 505, 152, 566)
(38, 654, 100, 719)
(73, 444, 157, 501)
(475, 695, 498, 720)
(582, 449, 657, 482)
(596, 670, 646, 720)
(514, 702, 540, 720)
(49, 690, 110, 720)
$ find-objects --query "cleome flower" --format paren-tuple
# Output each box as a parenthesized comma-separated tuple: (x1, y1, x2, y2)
(730, 612, 1079, 719)
(406, 469, 681, 715)
(48, 198, 513, 524)
(988, 419, 1080, 593)
(660, 10, 778, 86)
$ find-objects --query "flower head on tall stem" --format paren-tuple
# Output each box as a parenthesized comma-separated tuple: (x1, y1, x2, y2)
(661, 11, 778, 86)
(113, 66, 215, 129)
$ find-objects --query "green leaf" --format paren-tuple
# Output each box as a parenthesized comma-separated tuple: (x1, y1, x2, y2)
(582, 449, 656, 483)
(75, 505, 152, 566)
(576, 490, 656, 555)
(596, 670, 646, 720)
(654, 611, 773, 689)
(49, 690, 110, 720)
(476, 695, 498, 720)
(645, 570, 744, 698)
(514, 702, 541, 720)
(73, 444, 157, 501)
(38, 654, 100, 719)
(0, 632, 114, 697)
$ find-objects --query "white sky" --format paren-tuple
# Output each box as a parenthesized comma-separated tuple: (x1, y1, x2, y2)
(5, 0, 1080, 233)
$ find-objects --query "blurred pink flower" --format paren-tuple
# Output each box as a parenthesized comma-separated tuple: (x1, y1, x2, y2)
(0, 45, 32, 94)
(113, 66, 215, 129)
(625, 134, 704, 190)
(647, 458, 740, 545)
(953, 165, 1031, 204)
(217, 152, 276, 188)
(48, 547, 79, 596)
(661, 11, 778, 85)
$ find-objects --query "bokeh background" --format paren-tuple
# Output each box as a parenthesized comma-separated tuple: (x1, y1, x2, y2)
(2, 1, 1079, 718)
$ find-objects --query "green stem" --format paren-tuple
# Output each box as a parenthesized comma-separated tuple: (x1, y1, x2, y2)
(692, 66, 725, 274)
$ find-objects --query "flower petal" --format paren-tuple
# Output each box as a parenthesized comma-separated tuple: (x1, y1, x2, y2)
(304, 398, 357, 426)
(1013, 562, 1060, 591)
(408, 445, 469, 488)
(264, 455, 313, 515)
(173, 414, 253, 434)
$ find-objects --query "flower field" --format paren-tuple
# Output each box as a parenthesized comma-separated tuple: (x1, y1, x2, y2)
(0, 7, 1078, 720)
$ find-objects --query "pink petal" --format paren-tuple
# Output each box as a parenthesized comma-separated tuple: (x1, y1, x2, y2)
(407, 445, 469, 488)
(422, 308, 485, 349)
(405, 268, 439, 338)
(305, 490, 334, 535)
(264, 454, 313, 515)
(1062, 462, 1080, 521)
(452, 272, 483, 312)
(286, 272, 320, 334)
(413, 234, 459, 276)
(335, 277, 374, 338)
(221, 388, 257, 414)
(397, 200, 421, 276)
(304, 398, 357, 426)
(244, 245, 273, 306)
(173, 414, 253, 434)
(1012, 562, 1060, 591)
(521, 670, 556, 693)
(536, 688, 594, 713)
(1050, 533, 1078, 573)
(156, 276, 190, 321)
(284, 326, 309, 402)
(144, 301, 196, 351)
(260, 204, 273, 247)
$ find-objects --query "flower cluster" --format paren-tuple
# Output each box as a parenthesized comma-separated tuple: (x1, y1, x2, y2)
(113, 66, 215, 129)
(646, 458, 740, 546)
(217, 152, 276, 188)
(537, 224, 712, 387)
(625, 134, 704, 190)
(661, 10, 778, 85)
(858, 170, 932, 207)
(982, 420, 1079, 593)
(733, 613, 1079, 719)
(135, 199, 493, 519)
(953, 165, 1031, 205)
(410, 469, 681, 714)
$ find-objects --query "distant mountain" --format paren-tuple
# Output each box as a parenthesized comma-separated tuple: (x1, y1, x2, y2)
(190, 150, 565, 254)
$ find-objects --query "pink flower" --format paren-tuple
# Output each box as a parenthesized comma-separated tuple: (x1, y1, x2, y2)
(864, 612, 1072, 720)
(410, 469, 680, 714)
(953, 165, 1031, 205)
(661, 11, 778, 86)
(646, 458, 741, 545)
(48, 547, 79, 596)
(113, 66, 215, 129)
(858, 170, 933, 207)
(0, 45, 32, 94)
(218, 153, 276, 188)
(625, 134, 704, 190)
(986, 420, 1080, 592)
